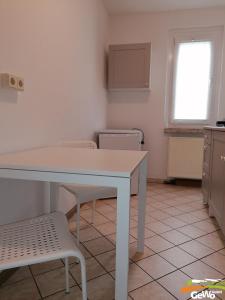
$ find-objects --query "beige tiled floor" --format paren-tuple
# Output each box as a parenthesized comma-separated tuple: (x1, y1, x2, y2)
(1, 183, 225, 300)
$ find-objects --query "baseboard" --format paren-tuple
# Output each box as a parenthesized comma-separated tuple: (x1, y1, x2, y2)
(147, 178, 165, 184)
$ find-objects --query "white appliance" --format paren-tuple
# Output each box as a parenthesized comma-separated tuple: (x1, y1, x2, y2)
(98, 129, 144, 194)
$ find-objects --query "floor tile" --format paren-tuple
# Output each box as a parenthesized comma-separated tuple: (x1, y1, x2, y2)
(96, 250, 116, 272)
(150, 211, 171, 221)
(177, 224, 206, 239)
(31, 260, 64, 276)
(137, 254, 176, 279)
(193, 220, 219, 233)
(0, 278, 40, 300)
(5, 183, 225, 300)
(179, 240, 215, 259)
(157, 270, 191, 300)
(130, 281, 176, 300)
(106, 233, 136, 245)
(68, 246, 92, 266)
(79, 226, 102, 242)
(68, 218, 89, 232)
(196, 234, 225, 251)
(190, 209, 210, 221)
(130, 226, 155, 239)
(96, 204, 115, 214)
(83, 236, 115, 256)
(95, 222, 116, 236)
(202, 252, 225, 275)
(146, 221, 172, 234)
(129, 242, 155, 262)
(176, 213, 201, 224)
(160, 230, 191, 245)
(44, 286, 83, 300)
(181, 260, 224, 279)
(86, 274, 115, 300)
(130, 219, 138, 228)
(163, 207, 183, 216)
(83, 211, 109, 226)
(35, 267, 75, 298)
(70, 257, 106, 284)
(103, 211, 117, 221)
(176, 204, 196, 213)
(162, 217, 187, 229)
(111, 264, 153, 292)
(1, 266, 32, 286)
(160, 247, 196, 268)
(145, 235, 174, 253)
(218, 249, 225, 256)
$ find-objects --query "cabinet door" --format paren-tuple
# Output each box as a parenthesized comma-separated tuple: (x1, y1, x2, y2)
(202, 131, 212, 204)
(108, 43, 151, 89)
(210, 136, 225, 226)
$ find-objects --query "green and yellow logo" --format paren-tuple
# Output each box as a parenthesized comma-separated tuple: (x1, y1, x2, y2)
(181, 279, 225, 299)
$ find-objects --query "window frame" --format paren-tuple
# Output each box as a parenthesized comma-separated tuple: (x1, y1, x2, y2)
(166, 26, 224, 127)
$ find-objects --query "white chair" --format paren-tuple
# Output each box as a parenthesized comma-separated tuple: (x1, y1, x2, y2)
(60, 140, 116, 245)
(0, 212, 87, 300)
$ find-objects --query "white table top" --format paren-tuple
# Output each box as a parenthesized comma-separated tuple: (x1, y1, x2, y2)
(0, 146, 148, 178)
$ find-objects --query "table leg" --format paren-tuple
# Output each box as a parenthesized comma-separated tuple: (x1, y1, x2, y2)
(43, 182, 58, 213)
(137, 157, 147, 252)
(43, 182, 51, 213)
(115, 178, 130, 300)
(50, 183, 59, 212)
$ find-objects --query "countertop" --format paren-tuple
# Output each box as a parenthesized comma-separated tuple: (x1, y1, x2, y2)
(204, 126, 225, 131)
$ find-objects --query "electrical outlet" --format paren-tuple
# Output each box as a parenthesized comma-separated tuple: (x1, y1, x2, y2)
(1, 73, 18, 89)
(17, 77, 24, 91)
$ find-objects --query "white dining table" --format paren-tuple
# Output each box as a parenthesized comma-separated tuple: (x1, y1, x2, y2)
(0, 146, 148, 300)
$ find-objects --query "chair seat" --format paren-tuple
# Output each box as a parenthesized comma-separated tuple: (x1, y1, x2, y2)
(0, 212, 81, 271)
(62, 184, 117, 203)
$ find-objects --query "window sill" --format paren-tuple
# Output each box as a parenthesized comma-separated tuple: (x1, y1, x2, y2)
(164, 127, 204, 136)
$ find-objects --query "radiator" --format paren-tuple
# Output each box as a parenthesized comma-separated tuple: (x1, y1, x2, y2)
(167, 137, 204, 179)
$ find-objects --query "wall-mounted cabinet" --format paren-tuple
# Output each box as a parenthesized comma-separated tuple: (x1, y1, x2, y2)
(108, 43, 151, 90)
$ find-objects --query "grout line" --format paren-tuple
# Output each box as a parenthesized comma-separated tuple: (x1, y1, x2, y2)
(29, 265, 44, 300)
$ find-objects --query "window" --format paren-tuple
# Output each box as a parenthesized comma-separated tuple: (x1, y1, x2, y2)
(167, 27, 224, 125)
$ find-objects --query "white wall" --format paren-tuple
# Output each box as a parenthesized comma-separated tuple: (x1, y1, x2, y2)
(0, 0, 108, 224)
(107, 8, 225, 179)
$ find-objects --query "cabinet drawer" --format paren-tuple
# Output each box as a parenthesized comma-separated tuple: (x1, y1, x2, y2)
(213, 131, 225, 143)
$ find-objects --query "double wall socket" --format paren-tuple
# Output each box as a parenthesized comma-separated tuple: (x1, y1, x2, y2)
(1, 73, 24, 91)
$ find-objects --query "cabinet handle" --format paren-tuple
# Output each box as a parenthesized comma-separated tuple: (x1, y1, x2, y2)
(203, 172, 206, 177)
(204, 145, 208, 151)
(221, 155, 225, 161)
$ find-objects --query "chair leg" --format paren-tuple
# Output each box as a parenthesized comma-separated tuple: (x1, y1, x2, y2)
(79, 255, 87, 300)
(65, 257, 70, 294)
(76, 202, 80, 246)
(91, 200, 96, 224)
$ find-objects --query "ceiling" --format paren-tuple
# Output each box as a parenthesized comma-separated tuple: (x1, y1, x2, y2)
(103, 0, 225, 15)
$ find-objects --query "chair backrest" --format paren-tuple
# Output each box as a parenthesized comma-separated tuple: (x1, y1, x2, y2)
(60, 140, 97, 149)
